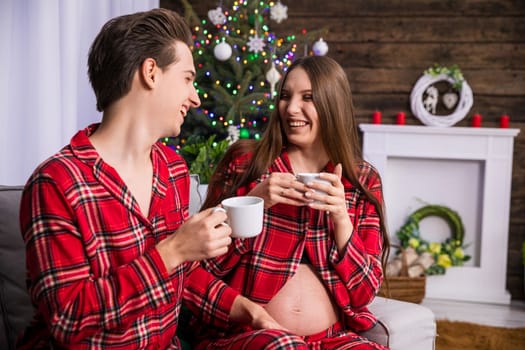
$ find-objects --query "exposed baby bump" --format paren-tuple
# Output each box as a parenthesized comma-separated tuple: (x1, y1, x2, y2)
(264, 264, 339, 336)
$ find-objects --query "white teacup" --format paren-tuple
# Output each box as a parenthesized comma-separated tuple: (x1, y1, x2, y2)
(214, 196, 264, 238)
(296, 173, 331, 203)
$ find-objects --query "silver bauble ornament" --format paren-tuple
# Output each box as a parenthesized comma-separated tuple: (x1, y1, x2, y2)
(312, 38, 329, 56)
(214, 42, 232, 61)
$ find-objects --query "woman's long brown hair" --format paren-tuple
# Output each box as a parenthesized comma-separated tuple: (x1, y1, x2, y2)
(203, 55, 390, 273)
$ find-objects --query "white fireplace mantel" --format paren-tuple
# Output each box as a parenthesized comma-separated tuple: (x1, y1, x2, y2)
(360, 124, 520, 304)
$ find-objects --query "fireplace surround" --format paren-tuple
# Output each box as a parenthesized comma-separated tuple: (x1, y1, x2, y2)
(360, 124, 520, 304)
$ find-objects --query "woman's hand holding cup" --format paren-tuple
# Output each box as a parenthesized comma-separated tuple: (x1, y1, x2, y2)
(296, 173, 331, 204)
(248, 172, 310, 208)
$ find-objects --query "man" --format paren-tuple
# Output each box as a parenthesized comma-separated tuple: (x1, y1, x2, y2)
(18, 8, 281, 349)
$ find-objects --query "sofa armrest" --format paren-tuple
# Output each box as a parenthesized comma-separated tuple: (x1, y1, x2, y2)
(0, 186, 33, 350)
(365, 296, 436, 350)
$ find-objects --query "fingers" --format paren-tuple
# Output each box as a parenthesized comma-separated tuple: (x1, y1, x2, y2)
(334, 163, 343, 179)
(178, 207, 233, 261)
(206, 234, 232, 258)
(258, 319, 290, 332)
(318, 163, 343, 187)
(251, 172, 309, 208)
(303, 164, 347, 214)
(268, 172, 303, 192)
(202, 207, 229, 228)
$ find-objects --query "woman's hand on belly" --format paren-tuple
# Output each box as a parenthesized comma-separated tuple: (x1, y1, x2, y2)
(230, 295, 289, 331)
(264, 264, 340, 336)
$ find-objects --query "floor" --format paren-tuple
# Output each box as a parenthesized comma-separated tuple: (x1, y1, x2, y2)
(421, 298, 525, 328)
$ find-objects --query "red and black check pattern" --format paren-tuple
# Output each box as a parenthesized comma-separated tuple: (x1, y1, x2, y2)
(18, 125, 238, 349)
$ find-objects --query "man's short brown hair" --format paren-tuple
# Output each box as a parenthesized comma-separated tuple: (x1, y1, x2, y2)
(88, 8, 192, 111)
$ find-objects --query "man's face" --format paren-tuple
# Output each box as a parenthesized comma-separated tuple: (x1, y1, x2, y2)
(154, 41, 201, 137)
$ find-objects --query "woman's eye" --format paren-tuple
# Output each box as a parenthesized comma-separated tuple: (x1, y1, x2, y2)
(303, 94, 313, 100)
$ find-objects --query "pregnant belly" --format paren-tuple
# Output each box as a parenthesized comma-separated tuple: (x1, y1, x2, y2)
(264, 264, 340, 336)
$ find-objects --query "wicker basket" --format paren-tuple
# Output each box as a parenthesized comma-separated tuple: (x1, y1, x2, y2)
(378, 276, 426, 304)
(379, 245, 426, 304)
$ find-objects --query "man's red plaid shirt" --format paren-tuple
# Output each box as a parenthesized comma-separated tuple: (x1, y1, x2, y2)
(18, 125, 238, 349)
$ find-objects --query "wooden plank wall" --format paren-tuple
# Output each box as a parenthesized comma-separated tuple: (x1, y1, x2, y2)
(162, 0, 525, 300)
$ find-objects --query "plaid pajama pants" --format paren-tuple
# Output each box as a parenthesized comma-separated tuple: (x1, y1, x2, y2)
(195, 321, 389, 350)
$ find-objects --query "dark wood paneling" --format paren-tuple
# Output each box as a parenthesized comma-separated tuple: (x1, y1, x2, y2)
(275, 0, 525, 17)
(345, 68, 525, 96)
(328, 43, 525, 69)
(162, 0, 525, 301)
(273, 17, 525, 43)
(178, 0, 525, 16)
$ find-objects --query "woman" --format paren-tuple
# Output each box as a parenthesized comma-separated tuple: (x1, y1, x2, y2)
(195, 56, 390, 349)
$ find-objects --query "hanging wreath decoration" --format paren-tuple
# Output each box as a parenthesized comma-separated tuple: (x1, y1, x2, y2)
(396, 205, 471, 275)
(410, 65, 473, 127)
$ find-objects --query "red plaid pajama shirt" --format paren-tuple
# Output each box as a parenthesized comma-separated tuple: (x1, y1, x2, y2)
(18, 124, 239, 349)
(185, 151, 389, 350)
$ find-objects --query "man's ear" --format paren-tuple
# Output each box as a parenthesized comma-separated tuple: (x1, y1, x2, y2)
(140, 58, 158, 89)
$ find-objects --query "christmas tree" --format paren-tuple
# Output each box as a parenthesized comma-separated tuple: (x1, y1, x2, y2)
(163, 0, 327, 182)
(167, 0, 326, 145)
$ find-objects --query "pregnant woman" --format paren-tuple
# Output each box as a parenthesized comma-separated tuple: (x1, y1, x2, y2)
(186, 55, 390, 350)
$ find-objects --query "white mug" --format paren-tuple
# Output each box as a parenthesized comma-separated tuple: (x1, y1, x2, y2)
(296, 173, 331, 203)
(214, 196, 264, 238)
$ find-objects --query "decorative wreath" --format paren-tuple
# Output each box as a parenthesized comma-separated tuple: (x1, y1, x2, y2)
(410, 65, 473, 127)
(396, 205, 471, 275)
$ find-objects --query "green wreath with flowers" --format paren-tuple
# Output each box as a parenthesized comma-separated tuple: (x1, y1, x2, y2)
(424, 64, 465, 91)
(396, 205, 471, 275)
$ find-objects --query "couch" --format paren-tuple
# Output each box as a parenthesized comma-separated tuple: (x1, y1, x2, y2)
(1, 183, 436, 349)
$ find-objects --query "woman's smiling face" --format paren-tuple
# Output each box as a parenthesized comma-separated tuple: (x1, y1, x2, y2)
(278, 67, 323, 151)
